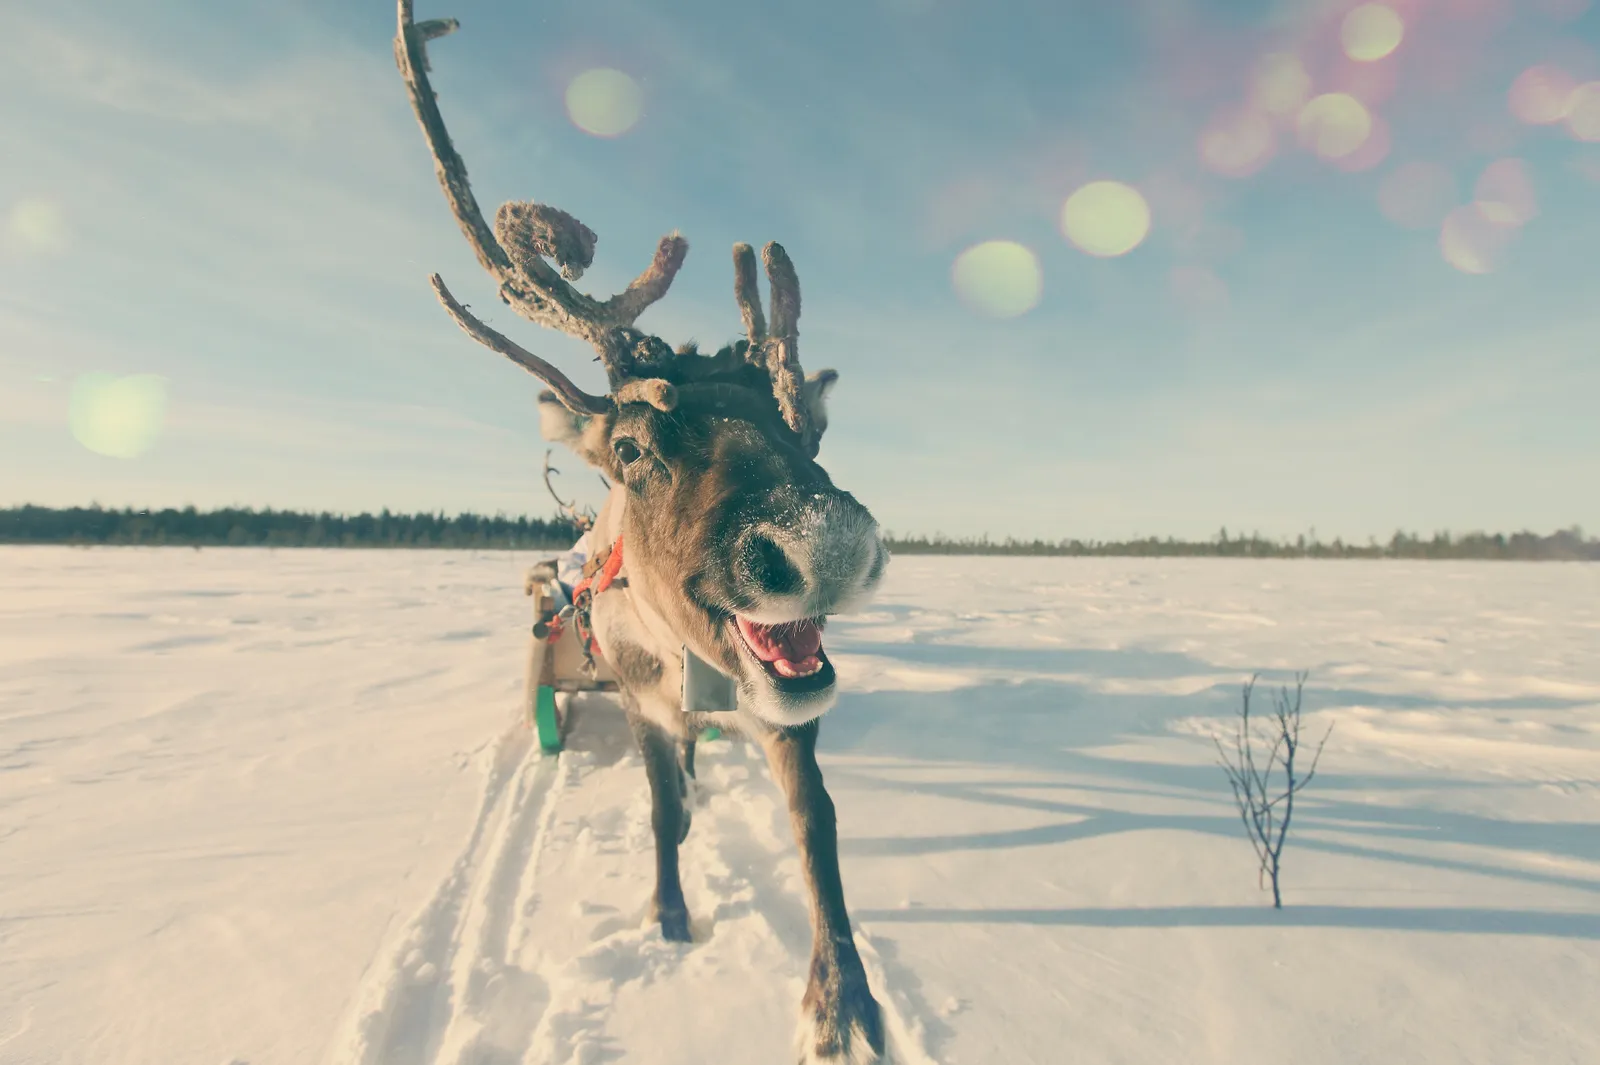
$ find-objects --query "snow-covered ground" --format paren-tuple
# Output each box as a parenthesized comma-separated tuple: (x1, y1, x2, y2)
(2, 548, 1598, 1065)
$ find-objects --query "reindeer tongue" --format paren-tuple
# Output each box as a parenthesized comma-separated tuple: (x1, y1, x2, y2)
(736, 617, 823, 665)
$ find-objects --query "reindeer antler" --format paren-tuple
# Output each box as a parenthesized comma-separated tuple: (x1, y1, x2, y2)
(394, 1, 689, 410)
(732, 243, 768, 358)
(542, 449, 596, 532)
(732, 242, 817, 453)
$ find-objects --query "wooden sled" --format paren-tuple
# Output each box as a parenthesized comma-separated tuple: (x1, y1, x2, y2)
(523, 555, 732, 755)
(523, 560, 618, 753)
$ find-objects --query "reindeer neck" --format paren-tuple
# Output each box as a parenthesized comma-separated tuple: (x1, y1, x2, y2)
(593, 485, 679, 662)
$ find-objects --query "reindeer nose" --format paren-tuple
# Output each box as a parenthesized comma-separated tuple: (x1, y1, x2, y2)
(737, 530, 806, 598)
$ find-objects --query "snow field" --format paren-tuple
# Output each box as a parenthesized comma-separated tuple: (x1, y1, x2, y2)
(1, 549, 1597, 1064)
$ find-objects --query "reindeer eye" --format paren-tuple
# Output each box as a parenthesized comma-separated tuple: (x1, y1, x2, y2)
(613, 438, 643, 465)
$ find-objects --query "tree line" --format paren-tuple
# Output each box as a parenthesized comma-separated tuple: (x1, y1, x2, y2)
(0, 505, 582, 549)
(885, 526, 1600, 561)
(1, 506, 1595, 560)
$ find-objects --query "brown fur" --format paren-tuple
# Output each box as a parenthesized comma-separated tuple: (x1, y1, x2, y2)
(607, 637, 664, 690)
(570, 354, 885, 1062)
(397, 7, 883, 1053)
(602, 364, 860, 669)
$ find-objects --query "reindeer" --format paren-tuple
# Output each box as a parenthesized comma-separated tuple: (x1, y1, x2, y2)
(395, 5, 889, 1061)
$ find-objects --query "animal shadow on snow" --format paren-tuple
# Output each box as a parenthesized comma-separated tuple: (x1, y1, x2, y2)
(559, 692, 640, 766)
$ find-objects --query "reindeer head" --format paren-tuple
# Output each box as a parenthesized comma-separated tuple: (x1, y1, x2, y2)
(396, 3, 886, 725)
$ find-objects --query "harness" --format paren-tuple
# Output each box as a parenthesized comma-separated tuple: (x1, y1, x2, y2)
(539, 535, 625, 674)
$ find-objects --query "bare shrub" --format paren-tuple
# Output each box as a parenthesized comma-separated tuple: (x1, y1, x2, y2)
(1213, 672, 1332, 908)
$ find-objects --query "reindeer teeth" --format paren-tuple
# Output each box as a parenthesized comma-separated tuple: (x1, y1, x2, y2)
(730, 617, 831, 688)
(770, 656, 824, 679)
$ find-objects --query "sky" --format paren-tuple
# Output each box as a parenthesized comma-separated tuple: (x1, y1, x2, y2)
(2, 0, 1597, 541)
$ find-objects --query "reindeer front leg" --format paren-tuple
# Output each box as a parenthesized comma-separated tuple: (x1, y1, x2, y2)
(628, 710, 692, 942)
(760, 721, 884, 1064)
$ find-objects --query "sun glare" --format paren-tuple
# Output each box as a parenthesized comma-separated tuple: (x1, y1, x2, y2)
(1252, 53, 1312, 116)
(69, 374, 168, 459)
(1199, 109, 1276, 177)
(1440, 206, 1519, 275)
(1332, 114, 1391, 172)
(951, 241, 1043, 318)
(1567, 82, 1600, 141)
(1297, 93, 1372, 159)
(565, 68, 644, 138)
(1473, 158, 1537, 226)
(1508, 64, 1577, 125)
(1060, 181, 1151, 258)
(1341, 4, 1405, 63)
(8, 199, 67, 253)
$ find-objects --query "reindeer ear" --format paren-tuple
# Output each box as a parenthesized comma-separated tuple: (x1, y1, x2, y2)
(537, 390, 585, 445)
(538, 391, 619, 474)
(801, 369, 839, 442)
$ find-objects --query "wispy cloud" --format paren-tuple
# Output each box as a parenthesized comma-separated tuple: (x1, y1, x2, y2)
(7, 17, 353, 134)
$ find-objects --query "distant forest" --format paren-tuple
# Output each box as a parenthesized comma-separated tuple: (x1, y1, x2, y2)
(2, 506, 1596, 560)
(887, 527, 1600, 561)
(0, 505, 582, 550)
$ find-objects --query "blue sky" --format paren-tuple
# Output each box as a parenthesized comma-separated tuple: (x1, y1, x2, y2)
(2, 0, 1597, 540)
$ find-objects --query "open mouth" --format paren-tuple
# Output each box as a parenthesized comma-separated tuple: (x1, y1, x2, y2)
(733, 616, 836, 693)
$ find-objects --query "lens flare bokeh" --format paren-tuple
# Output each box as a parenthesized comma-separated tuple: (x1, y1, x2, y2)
(1297, 93, 1373, 159)
(1508, 64, 1578, 125)
(1567, 81, 1600, 141)
(1332, 113, 1392, 172)
(1474, 158, 1537, 225)
(69, 374, 168, 459)
(1341, 4, 1405, 63)
(8, 199, 67, 253)
(1334, 53, 1399, 107)
(951, 240, 1043, 318)
(1199, 109, 1276, 177)
(1440, 205, 1517, 275)
(1060, 181, 1151, 258)
(565, 68, 644, 138)
(1252, 53, 1312, 116)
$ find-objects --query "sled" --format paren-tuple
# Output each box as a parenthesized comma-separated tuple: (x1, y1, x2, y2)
(523, 558, 732, 755)
(523, 560, 619, 753)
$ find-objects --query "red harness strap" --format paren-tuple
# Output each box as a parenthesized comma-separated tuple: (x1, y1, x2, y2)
(575, 536, 626, 601)
(544, 536, 624, 661)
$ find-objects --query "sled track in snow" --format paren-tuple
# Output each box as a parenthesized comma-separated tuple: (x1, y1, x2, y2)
(326, 723, 567, 1065)
(326, 698, 938, 1065)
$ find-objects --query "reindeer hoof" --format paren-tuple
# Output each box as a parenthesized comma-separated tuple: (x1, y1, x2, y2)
(797, 975, 884, 1063)
(656, 903, 692, 943)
